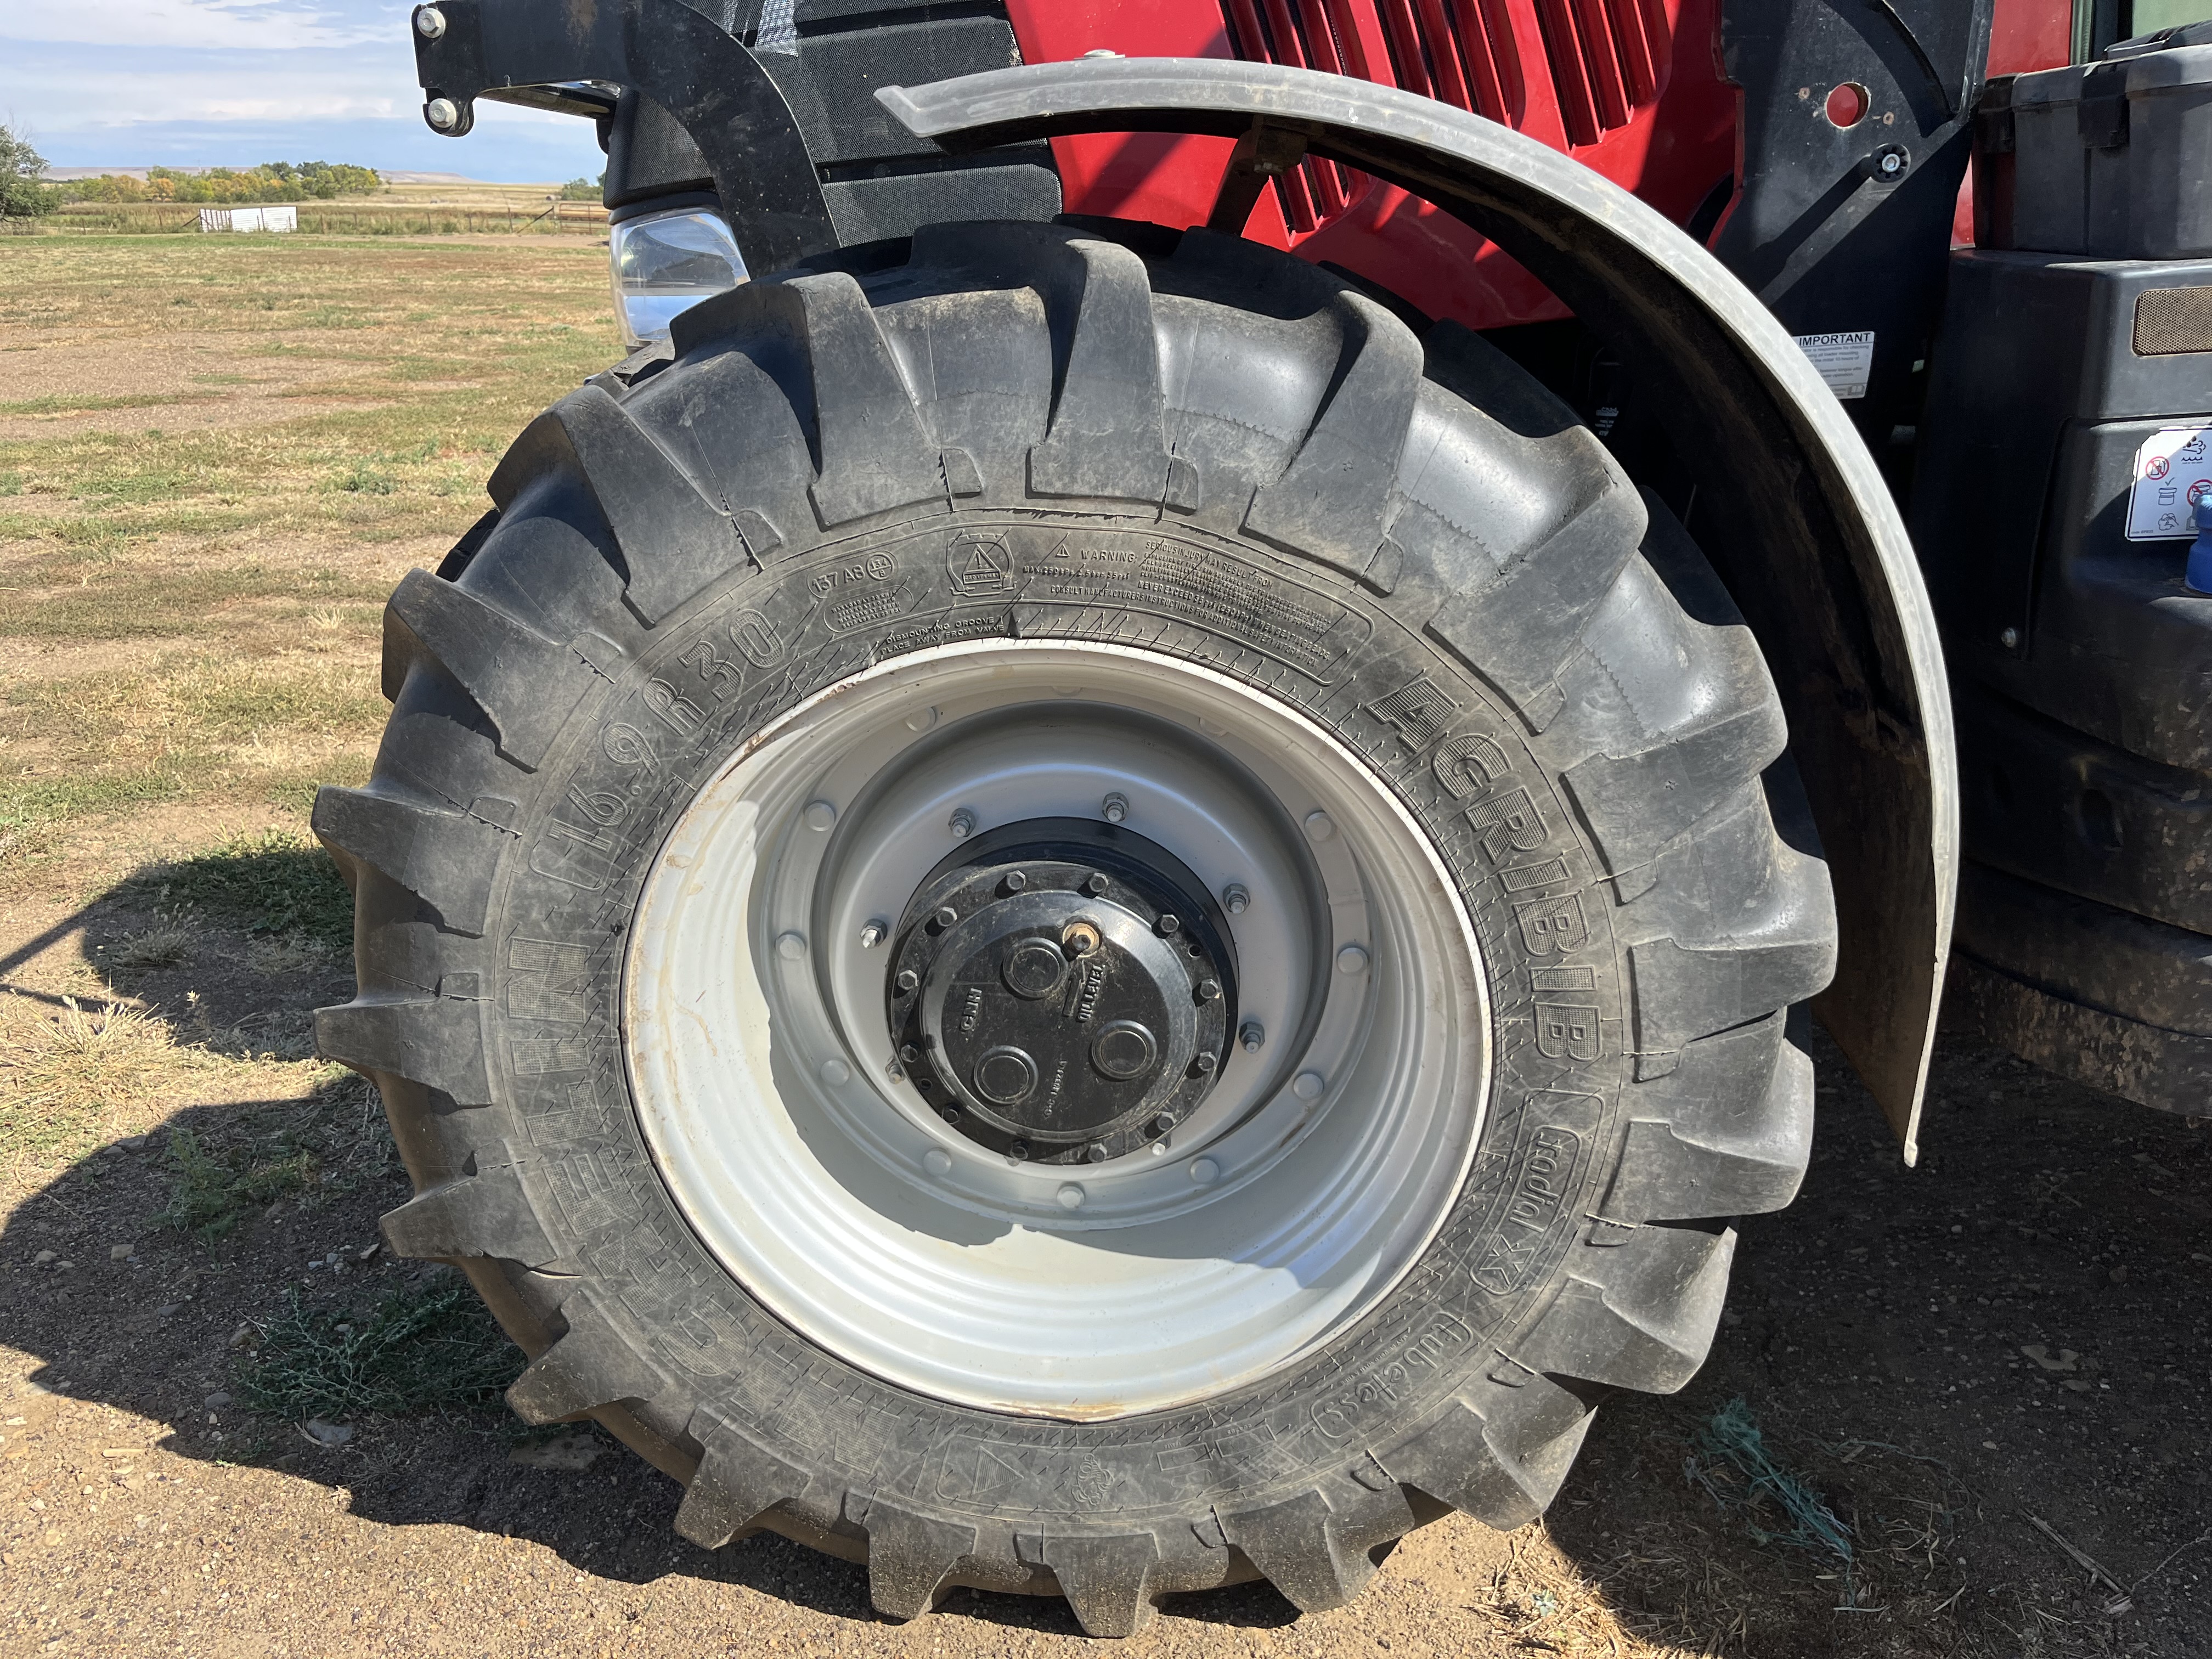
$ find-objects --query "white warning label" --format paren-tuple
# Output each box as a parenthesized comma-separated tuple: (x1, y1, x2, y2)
(1793, 330, 1875, 400)
(2126, 426, 2212, 540)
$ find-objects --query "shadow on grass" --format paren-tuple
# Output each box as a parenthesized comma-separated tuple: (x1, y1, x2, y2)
(0, 838, 1309, 1638)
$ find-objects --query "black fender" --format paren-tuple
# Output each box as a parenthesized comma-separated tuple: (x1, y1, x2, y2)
(878, 58, 1956, 1155)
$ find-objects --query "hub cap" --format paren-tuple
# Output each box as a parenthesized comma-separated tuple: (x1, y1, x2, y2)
(889, 823, 1236, 1163)
(624, 641, 1489, 1418)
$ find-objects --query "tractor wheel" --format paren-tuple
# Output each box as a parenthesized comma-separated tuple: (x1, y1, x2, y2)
(315, 220, 1834, 1634)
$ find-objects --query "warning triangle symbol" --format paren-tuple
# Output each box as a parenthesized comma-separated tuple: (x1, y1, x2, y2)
(963, 547, 1005, 586)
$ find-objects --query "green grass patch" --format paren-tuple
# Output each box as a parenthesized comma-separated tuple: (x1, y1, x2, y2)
(235, 1278, 523, 1420)
(138, 829, 353, 947)
(156, 1122, 319, 1240)
(0, 393, 201, 416)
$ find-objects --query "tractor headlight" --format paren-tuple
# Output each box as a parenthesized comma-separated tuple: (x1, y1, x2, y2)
(610, 208, 748, 348)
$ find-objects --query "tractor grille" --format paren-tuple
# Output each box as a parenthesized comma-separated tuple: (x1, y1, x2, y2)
(1219, 0, 1667, 230)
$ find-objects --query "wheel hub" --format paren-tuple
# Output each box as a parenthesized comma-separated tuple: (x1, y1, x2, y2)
(888, 820, 1236, 1164)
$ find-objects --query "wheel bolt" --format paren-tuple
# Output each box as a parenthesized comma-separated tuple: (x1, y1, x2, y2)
(887, 1062, 905, 1082)
(1240, 1020, 1266, 1052)
(1084, 1143, 1109, 1163)
(1101, 792, 1128, 824)
(1008, 1140, 1029, 1160)
(1083, 872, 1109, 896)
(941, 1107, 960, 1124)
(896, 969, 919, 994)
(1002, 871, 1027, 894)
(899, 1043, 919, 1064)
(933, 905, 958, 930)
(1223, 883, 1250, 915)
(1150, 1113, 1176, 1136)
(1196, 978, 1221, 1002)
(1191, 1053, 1217, 1076)
(1155, 912, 1180, 936)
(858, 918, 887, 949)
(948, 808, 976, 839)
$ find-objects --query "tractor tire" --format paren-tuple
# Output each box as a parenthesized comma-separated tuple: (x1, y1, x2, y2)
(315, 219, 1834, 1635)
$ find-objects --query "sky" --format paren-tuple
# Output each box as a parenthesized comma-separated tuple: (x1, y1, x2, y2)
(2, 0, 608, 182)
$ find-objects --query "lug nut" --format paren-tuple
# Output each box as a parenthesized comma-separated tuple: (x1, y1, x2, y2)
(933, 905, 958, 931)
(899, 1043, 919, 1064)
(1150, 1113, 1176, 1136)
(896, 968, 920, 994)
(859, 918, 887, 949)
(424, 98, 460, 131)
(1155, 912, 1180, 936)
(1083, 872, 1109, 896)
(1062, 920, 1101, 957)
(1084, 1143, 1109, 1164)
(948, 808, 976, 839)
(1223, 883, 1250, 915)
(1008, 1140, 1030, 1160)
(1101, 792, 1128, 824)
(1240, 1020, 1266, 1052)
(1190, 1053, 1218, 1076)
(1196, 978, 1222, 1002)
(940, 1106, 961, 1124)
(887, 1062, 905, 1083)
(414, 5, 447, 37)
(1002, 871, 1027, 894)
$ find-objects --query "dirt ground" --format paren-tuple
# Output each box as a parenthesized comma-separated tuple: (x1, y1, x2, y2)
(2, 235, 2207, 1658)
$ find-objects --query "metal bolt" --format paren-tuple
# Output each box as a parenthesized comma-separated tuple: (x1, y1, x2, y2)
(1155, 912, 1180, 936)
(1008, 1140, 1030, 1160)
(1875, 144, 1910, 177)
(803, 799, 837, 832)
(933, 905, 958, 931)
(899, 1043, 920, 1064)
(414, 5, 447, 36)
(896, 969, 920, 994)
(775, 930, 808, 962)
(1084, 872, 1110, 896)
(1101, 792, 1128, 824)
(1084, 1143, 1109, 1164)
(887, 1062, 905, 1083)
(1002, 871, 1028, 894)
(941, 1106, 961, 1124)
(859, 918, 887, 949)
(1240, 1020, 1266, 1053)
(1304, 810, 1336, 843)
(424, 98, 460, 131)
(1191, 1053, 1218, 1076)
(2000, 627, 2022, 650)
(1150, 1113, 1177, 1135)
(1223, 883, 1250, 915)
(1057, 1182, 1087, 1209)
(1336, 943, 1370, 975)
(948, 808, 976, 839)
(1196, 978, 1221, 1002)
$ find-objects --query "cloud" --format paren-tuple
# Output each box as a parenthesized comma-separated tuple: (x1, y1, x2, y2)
(5, 0, 393, 52)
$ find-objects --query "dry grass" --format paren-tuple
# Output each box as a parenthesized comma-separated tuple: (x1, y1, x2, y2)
(0, 233, 619, 878)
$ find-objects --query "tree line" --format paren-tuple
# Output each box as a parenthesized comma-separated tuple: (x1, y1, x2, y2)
(2, 128, 381, 217)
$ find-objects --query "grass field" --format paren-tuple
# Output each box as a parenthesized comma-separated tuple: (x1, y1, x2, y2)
(0, 232, 619, 1184)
